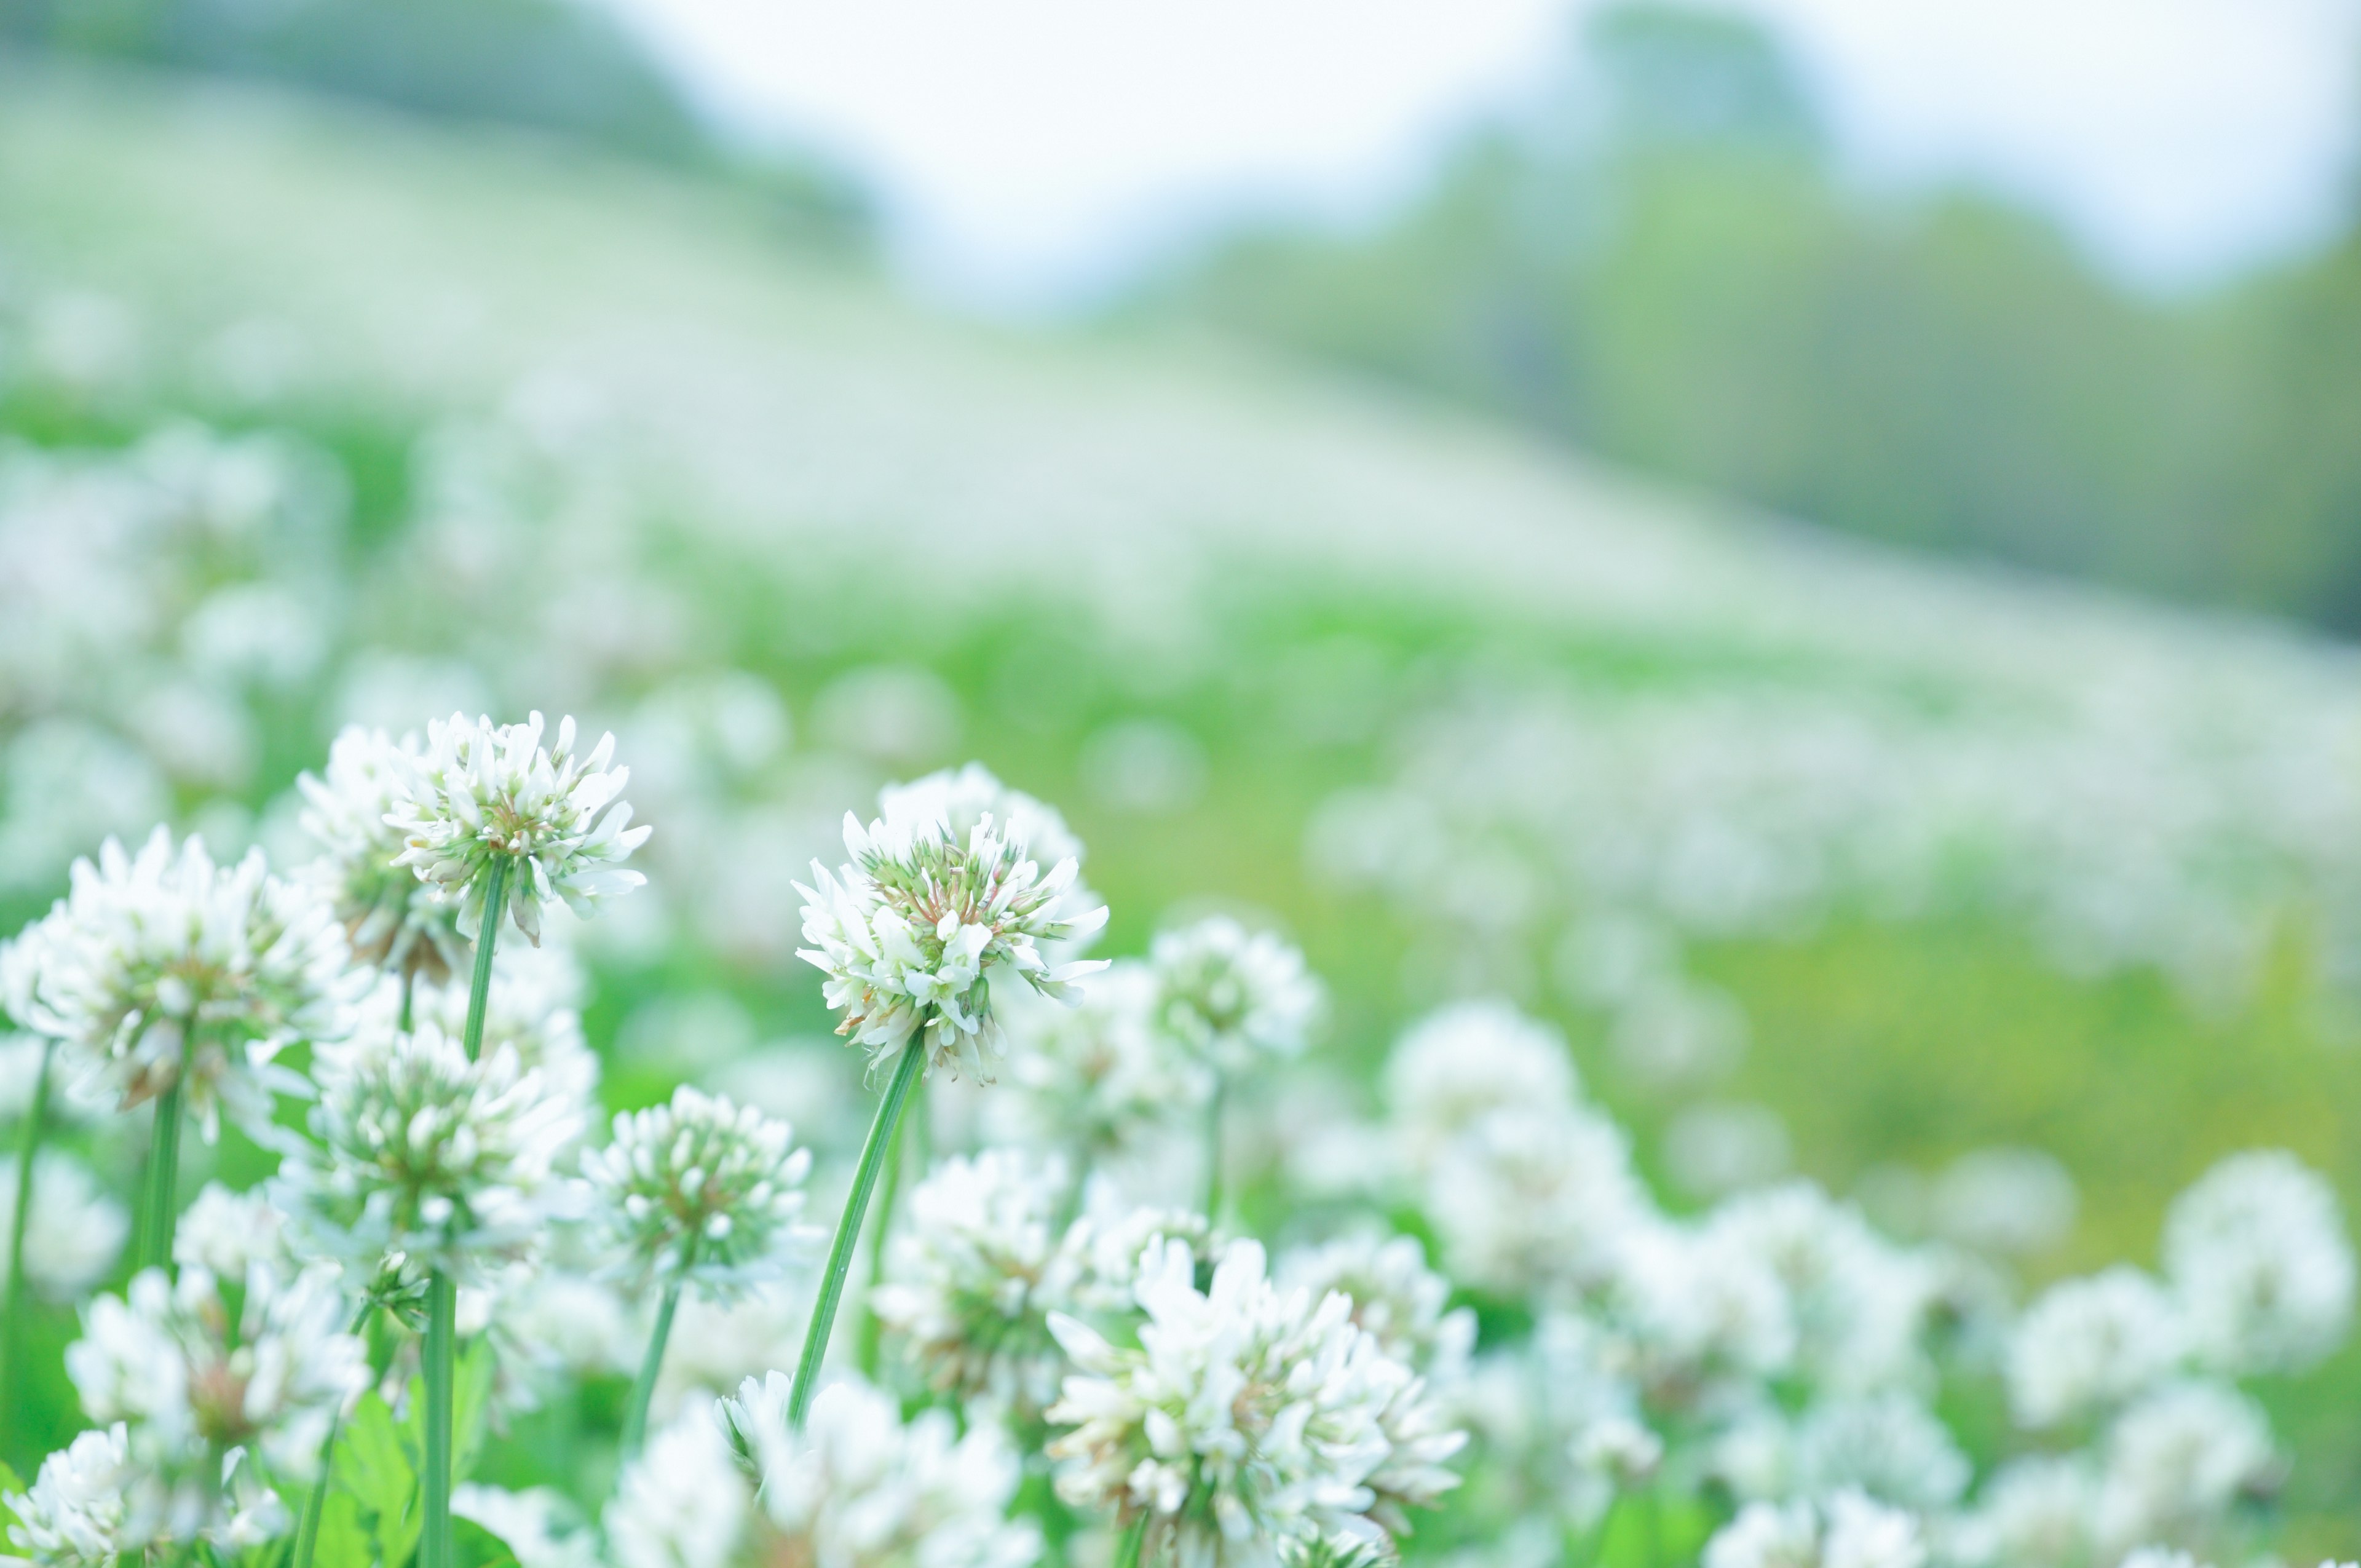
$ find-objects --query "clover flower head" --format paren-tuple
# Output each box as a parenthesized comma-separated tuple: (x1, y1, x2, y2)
(796, 791, 1109, 1079)
(0, 826, 362, 1139)
(1382, 1000, 1578, 1168)
(1792, 1393, 1972, 1511)
(4, 1424, 151, 1568)
(1424, 1101, 1646, 1300)
(1605, 1215, 1796, 1398)
(997, 962, 1211, 1157)
(873, 1149, 1086, 1416)
(0, 1149, 128, 1302)
(1045, 1238, 1464, 1566)
(2162, 1150, 2354, 1376)
(1149, 916, 1324, 1071)
(2093, 1379, 2277, 1555)
(382, 940, 601, 1122)
(1704, 1182, 1937, 1395)
(172, 1181, 291, 1280)
(1278, 1230, 1475, 1387)
(386, 711, 650, 946)
(880, 762, 1101, 945)
(299, 724, 469, 985)
(1702, 1489, 1926, 1568)
(1950, 1455, 2095, 1568)
(605, 1404, 749, 1568)
(2007, 1265, 2187, 1429)
(719, 1371, 1040, 1568)
(275, 1016, 584, 1282)
(582, 1085, 814, 1298)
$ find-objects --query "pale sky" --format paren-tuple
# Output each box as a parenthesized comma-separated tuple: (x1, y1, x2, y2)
(603, 0, 2361, 312)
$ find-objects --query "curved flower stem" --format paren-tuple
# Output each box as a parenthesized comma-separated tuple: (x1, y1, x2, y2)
(786, 1036, 926, 1430)
(620, 1237, 697, 1460)
(136, 1031, 191, 1275)
(421, 1272, 458, 1568)
(398, 969, 416, 1034)
(1112, 1516, 1148, 1568)
(1, 1037, 55, 1409)
(291, 1304, 375, 1568)
(461, 855, 511, 1062)
(853, 1093, 916, 1380)
(1200, 1074, 1226, 1222)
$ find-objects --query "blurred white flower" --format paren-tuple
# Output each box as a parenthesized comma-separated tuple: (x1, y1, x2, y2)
(453, 1485, 600, 1568)
(2094, 1380, 2278, 1554)
(720, 1372, 1040, 1568)
(873, 1149, 1083, 1416)
(276, 1018, 583, 1283)
(298, 724, 468, 985)
(1703, 1489, 1926, 1568)
(2007, 1267, 2187, 1430)
(1277, 1230, 1475, 1387)
(2162, 1150, 2354, 1376)
(170, 1180, 289, 1280)
(0, 1149, 129, 1301)
(1045, 1237, 1463, 1563)
(386, 941, 601, 1122)
(582, 1086, 814, 1298)
(1707, 1183, 1936, 1395)
(1947, 1455, 2095, 1568)
(0, 826, 360, 1139)
(796, 793, 1107, 1079)
(1425, 1103, 1645, 1299)
(994, 962, 1211, 1158)
(1605, 1216, 1795, 1398)
(1930, 1147, 2078, 1259)
(1790, 1393, 1971, 1511)
(604, 1405, 748, 1568)
(387, 710, 650, 944)
(1149, 916, 1324, 1071)
(1381, 1000, 1576, 1169)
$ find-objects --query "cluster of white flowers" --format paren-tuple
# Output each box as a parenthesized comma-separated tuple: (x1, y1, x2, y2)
(387, 711, 651, 944)
(0, 826, 360, 1137)
(0, 1149, 128, 1301)
(991, 964, 1214, 1163)
(583, 1085, 814, 1296)
(299, 725, 469, 984)
(797, 797, 1109, 1078)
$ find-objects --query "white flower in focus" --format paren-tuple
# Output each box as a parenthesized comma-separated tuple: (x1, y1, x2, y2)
(1045, 1238, 1463, 1564)
(582, 1086, 813, 1298)
(1278, 1230, 1476, 1387)
(2162, 1150, 2355, 1375)
(880, 762, 1102, 946)
(275, 1018, 583, 1282)
(299, 725, 469, 985)
(0, 826, 360, 1139)
(1425, 1103, 1645, 1299)
(386, 711, 650, 945)
(67, 1261, 366, 1484)
(0, 1149, 128, 1301)
(2093, 1380, 2277, 1554)
(2007, 1267, 2186, 1429)
(796, 795, 1108, 1079)
(172, 1181, 288, 1280)
(604, 1406, 748, 1568)
(1149, 916, 1324, 1071)
(1702, 1490, 1926, 1568)
(1382, 1000, 1578, 1168)
(720, 1372, 1040, 1568)
(996, 963, 1211, 1158)
(872, 1149, 1083, 1415)
(4, 1425, 152, 1568)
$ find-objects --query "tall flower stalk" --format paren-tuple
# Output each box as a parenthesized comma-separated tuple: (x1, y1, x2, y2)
(1, 1035, 55, 1403)
(370, 710, 647, 1568)
(135, 1053, 186, 1274)
(789, 775, 1106, 1429)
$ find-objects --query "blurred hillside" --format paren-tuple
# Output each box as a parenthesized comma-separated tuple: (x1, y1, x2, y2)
(1134, 2, 2361, 633)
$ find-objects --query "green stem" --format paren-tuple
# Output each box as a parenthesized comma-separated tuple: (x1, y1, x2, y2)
(853, 1093, 915, 1381)
(1112, 1515, 1148, 1568)
(1201, 1074, 1225, 1222)
(292, 1305, 374, 1568)
(398, 969, 416, 1035)
(421, 1272, 457, 1568)
(786, 1037, 925, 1429)
(619, 1240, 695, 1460)
(136, 1042, 189, 1275)
(461, 855, 510, 1062)
(2, 1037, 55, 1409)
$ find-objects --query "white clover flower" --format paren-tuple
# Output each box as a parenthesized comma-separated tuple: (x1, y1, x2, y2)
(67, 1260, 366, 1484)
(387, 941, 601, 1119)
(2093, 1379, 2278, 1554)
(1456, 1313, 1648, 1534)
(387, 711, 650, 945)
(604, 1404, 749, 1568)
(1702, 1489, 1926, 1568)
(796, 796, 1108, 1079)
(719, 1371, 1041, 1568)
(1060, 1195, 1223, 1318)
(1045, 1238, 1464, 1564)
(1790, 1393, 1971, 1511)
(872, 1149, 1085, 1415)
(995, 962, 1211, 1158)
(1604, 1215, 1795, 1400)
(583, 1086, 814, 1298)
(1425, 1101, 1647, 1299)
(1706, 1183, 1937, 1395)
(298, 724, 468, 985)
(0, 826, 361, 1139)
(1148, 916, 1324, 1071)
(2007, 1267, 2187, 1430)
(454, 1485, 601, 1568)
(880, 762, 1102, 946)
(172, 1181, 290, 1280)
(1381, 999, 1578, 1168)
(275, 1018, 583, 1282)
(1946, 1456, 2095, 1568)
(4, 1424, 152, 1568)
(1277, 1230, 1475, 1387)
(0, 1149, 129, 1301)
(2162, 1150, 2355, 1376)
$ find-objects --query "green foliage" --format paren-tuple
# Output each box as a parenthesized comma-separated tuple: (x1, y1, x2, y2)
(320, 1342, 497, 1568)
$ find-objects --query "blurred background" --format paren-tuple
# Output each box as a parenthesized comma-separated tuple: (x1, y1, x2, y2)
(6, 0, 2361, 1546)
